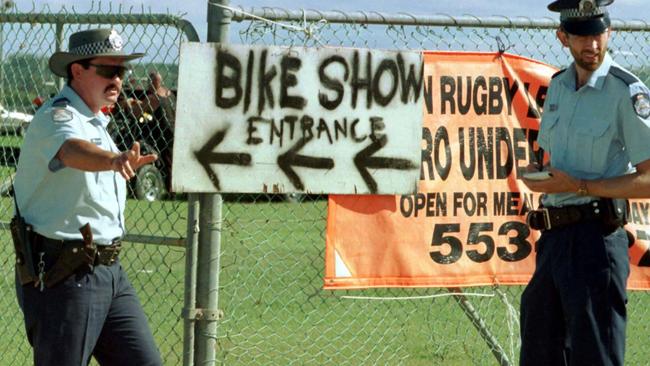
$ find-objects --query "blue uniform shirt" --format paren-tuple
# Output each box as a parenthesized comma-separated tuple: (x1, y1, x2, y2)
(14, 85, 126, 244)
(539, 53, 650, 207)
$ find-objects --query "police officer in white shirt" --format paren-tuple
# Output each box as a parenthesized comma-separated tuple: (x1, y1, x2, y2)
(13, 28, 161, 366)
(521, 1, 650, 365)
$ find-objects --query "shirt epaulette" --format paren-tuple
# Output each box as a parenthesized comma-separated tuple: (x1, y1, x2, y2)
(551, 69, 566, 79)
(609, 66, 639, 86)
(51, 97, 70, 108)
(50, 97, 74, 122)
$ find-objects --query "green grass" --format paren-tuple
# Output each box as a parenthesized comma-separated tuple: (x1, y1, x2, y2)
(2, 198, 650, 365)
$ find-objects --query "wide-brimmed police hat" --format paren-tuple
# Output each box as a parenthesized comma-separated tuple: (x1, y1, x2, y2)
(48, 28, 144, 77)
(548, 0, 613, 35)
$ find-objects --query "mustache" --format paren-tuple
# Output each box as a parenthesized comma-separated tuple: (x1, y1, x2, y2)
(104, 84, 119, 93)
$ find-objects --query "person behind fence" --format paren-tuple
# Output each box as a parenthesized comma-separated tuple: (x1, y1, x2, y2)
(519, 0, 650, 365)
(142, 71, 175, 181)
(11, 28, 162, 365)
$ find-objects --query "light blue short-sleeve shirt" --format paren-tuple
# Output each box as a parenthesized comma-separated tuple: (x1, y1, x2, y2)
(538, 53, 650, 207)
(14, 85, 126, 244)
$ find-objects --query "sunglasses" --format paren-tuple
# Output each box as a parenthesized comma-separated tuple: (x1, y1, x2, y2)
(88, 64, 131, 79)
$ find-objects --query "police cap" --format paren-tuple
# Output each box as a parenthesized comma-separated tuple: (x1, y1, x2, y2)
(548, 0, 613, 36)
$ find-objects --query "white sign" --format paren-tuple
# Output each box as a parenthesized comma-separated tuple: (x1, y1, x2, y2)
(172, 43, 424, 194)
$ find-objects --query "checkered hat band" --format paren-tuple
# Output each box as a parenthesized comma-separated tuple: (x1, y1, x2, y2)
(69, 40, 117, 56)
(560, 7, 606, 20)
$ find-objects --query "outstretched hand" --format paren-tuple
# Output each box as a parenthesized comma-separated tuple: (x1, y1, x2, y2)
(111, 142, 158, 180)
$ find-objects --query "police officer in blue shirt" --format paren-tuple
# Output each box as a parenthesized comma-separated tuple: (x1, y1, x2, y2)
(13, 29, 161, 365)
(520, 1, 650, 365)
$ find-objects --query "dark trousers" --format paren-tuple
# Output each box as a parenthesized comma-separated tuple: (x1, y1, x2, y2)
(15, 257, 162, 366)
(519, 221, 630, 366)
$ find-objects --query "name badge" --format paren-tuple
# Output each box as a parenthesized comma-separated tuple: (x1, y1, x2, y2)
(91, 138, 102, 145)
(548, 104, 558, 112)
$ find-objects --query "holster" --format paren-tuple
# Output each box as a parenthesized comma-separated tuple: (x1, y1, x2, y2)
(603, 198, 629, 235)
(42, 223, 97, 288)
(10, 215, 37, 285)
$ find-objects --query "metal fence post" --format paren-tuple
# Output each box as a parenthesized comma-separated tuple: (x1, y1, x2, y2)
(192, 2, 231, 365)
(194, 194, 223, 365)
(183, 194, 200, 366)
(55, 22, 64, 90)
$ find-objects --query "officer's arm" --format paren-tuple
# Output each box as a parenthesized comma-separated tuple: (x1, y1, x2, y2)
(56, 139, 157, 180)
(582, 159, 650, 199)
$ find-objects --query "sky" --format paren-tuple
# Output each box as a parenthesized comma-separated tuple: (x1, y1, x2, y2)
(11, 0, 650, 42)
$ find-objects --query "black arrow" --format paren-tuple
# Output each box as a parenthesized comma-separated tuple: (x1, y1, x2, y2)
(277, 137, 334, 190)
(194, 128, 252, 190)
(354, 135, 417, 194)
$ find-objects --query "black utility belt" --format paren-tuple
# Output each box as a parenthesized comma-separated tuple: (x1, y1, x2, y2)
(35, 233, 122, 266)
(526, 199, 623, 231)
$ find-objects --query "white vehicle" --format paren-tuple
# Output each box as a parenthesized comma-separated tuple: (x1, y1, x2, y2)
(0, 104, 33, 136)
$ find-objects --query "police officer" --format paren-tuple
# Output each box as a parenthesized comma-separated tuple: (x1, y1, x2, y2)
(13, 29, 162, 365)
(520, 1, 650, 365)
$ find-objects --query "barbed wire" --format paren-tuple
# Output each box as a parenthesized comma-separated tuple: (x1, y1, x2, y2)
(209, 2, 328, 46)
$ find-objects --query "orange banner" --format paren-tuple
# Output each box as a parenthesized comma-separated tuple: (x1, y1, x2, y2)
(325, 51, 650, 290)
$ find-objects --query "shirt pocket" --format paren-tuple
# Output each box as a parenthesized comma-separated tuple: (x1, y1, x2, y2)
(538, 113, 560, 152)
(573, 118, 612, 174)
(89, 170, 117, 202)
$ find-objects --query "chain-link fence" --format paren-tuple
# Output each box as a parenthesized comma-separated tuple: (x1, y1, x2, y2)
(0, 5, 197, 365)
(216, 6, 650, 366)
(2, 3, 650, 366)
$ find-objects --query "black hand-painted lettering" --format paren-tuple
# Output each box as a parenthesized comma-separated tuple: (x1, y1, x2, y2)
(300, 115, 314, 141)
(277, 136, 334, 190)
(280, 56, 306, 110)
(334, 119, 347, 140)
(354, 135, 417, 194)
(243, 49, 254, 113)
(215, 49, 242, 109)
(316, 118, 334, 144)
(350, 119, 366, 142)
(195, 127, 252, 190)
(372, 59, 398, 107)
(351, 50, 372, 109)
(257, 49, 277, 115)
(318, 55, 348, 110)
(246, 117, 267, 145)
(424, 75, 434, 114)
(396, 53, 423, 104)
(369, 117, 385, 142)
(283, 115, 298, 141)
(430, 224, 462, 264)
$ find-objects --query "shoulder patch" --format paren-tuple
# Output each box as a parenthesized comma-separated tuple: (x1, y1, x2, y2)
(551, 69, 566, 79)
(50, 97, 73, 122)
(609, 66, 639, 86)
(632, 93, 650, 119)
(52, 108, 73, 122)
